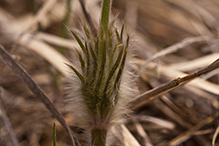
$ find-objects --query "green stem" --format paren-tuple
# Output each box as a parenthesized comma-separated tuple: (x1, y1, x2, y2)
(100, 0, 112, 34)
(53, 123, 56, 146)
(96, 0, 112, 93)
(92, 128, 107, 146)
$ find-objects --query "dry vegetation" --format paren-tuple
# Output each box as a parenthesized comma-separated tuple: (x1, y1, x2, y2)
(0, 0, 219, 146)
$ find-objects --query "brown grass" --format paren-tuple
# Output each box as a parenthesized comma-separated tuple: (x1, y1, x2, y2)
(0, 0, 219, 145)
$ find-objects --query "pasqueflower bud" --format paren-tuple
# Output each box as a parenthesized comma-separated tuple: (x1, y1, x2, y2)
(64, 1, 135, 145)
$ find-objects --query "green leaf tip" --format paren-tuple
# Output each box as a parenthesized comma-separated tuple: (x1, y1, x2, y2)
(120, 23, 125, 40)
(76, 49, 85, 72)
(65, 63, 85, 84)
(70, 30, 86, 52)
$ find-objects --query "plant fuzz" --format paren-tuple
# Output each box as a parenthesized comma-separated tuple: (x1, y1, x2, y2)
(64, 0, 135, 145)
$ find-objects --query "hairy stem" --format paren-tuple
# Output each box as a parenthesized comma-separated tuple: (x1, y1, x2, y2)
(100, 0, 111, 34)
(91, 128, 107, 146)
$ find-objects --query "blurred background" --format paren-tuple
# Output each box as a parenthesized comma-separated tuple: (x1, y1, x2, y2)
(0, 0, 219, 145)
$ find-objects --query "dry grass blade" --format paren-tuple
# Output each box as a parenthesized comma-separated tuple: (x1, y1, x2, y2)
(0, 95, 19, 146)
(129, 58, 219, 110)
(212, 124, 219, 146)
(140, 36, 209, 73)
(166, 112, 219, 146)
(145, 62, 219, 95)
(136, 115, 175, 130)
(35, 32, 79, 49)
(131, 117, 153, 146)
(137, 58, 219, 95)
(153, 95, 211, 145)
(202, 68, 219, 80)
(168, 53, 219, 72)
(119, 124, 141, 146)
(16, 34, 71, 76)
(140, 78, 212, 145)
(154, 98, 189, 128)
(0, 45, 80, 146)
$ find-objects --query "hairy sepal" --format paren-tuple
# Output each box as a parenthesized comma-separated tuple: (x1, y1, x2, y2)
(65, 22, 135, 130)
